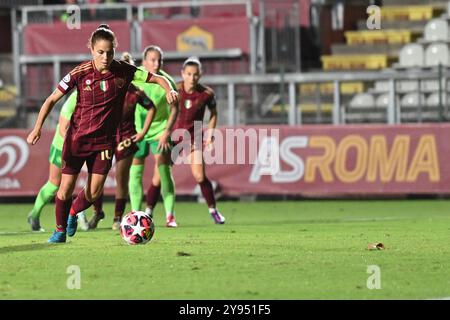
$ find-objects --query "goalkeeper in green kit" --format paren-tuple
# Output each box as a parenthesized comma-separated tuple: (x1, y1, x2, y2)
(129, 45, 179, 227)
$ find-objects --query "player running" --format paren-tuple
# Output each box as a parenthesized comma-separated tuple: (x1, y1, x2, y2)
(87, 52, 157, 231)
(27, 25, 178, 243)
(154, 57, 225, 224)
(128, 45, 179, 227)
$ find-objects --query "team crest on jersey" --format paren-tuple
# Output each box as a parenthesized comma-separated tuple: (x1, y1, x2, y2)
(63, 74, 71, 83)
(84, 79, 92, 91)
(114, 78, 125, 88)
(100, 80, 108, 92)
(184, 99, 192, 109)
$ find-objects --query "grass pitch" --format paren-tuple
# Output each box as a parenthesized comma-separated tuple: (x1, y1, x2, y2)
(0, 199, 449, 300)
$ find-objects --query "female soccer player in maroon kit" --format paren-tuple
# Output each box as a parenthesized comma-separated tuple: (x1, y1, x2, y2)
(27, 25, 178, 243)
(151, 57, 225, 224)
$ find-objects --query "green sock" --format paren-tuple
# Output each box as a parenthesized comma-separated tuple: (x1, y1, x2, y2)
(129, 164, 144, 211)
(158, 164, 175, 216)
(30, 181, 59, 219)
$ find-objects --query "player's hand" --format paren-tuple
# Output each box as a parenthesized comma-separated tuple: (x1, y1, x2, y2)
(132, 132, 145, 143)
(166, 90, 179, 105)
(157, 131, 170, 152)
(26, 128, 41, 145)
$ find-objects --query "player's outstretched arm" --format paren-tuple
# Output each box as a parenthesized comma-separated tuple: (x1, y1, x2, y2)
(148, 73, 179, 105)
(27, 89, 65, 145)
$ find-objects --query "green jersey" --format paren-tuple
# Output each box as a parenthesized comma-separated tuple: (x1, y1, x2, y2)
(51, 90, 77, 150)
(133, 68, 177, 141)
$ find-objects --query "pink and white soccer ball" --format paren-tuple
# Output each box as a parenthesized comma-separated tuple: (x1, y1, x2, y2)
(120, 211, 155, 245)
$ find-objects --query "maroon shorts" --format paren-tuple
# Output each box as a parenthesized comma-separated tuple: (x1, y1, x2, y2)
(115, 137, 138, 161)
(62, 147, 114, 175)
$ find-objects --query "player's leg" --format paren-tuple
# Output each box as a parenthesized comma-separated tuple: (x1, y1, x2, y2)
(190, 149, 225, 224)
(28, 163, 61, 231)
(48, 173, 78, 243)
(67, 150, 112, 237)
(155, 151, 177, 227)
(112, 154, 133, 230)
(85, 192, 104, 230)
(144, 161, 161, 218)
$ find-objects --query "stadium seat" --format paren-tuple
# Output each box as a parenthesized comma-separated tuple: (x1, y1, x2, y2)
(399, 44, 424, 67)
(381, 5, 438, 21)
(345, 30, 417, 45)
(397, 80, 418, 92)
(375, 93, 389, 108)
(426, 92, 446, 107)
(374, 81, 389, 92)
(424, 19, 449, 42)
(321, 55, 394, 70)
(425, 43, 450, 67)
(421, 79, 440, 92)
(400, 93, 426, 108)
(349, 93, 375, 108)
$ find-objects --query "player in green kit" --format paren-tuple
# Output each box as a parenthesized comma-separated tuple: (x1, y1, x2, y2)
(129, 45, 179, 227)
(27, 91, 89, 231)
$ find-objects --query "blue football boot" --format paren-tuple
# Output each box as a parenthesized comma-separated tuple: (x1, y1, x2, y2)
(67, 214, 78, 237)
(48, 230, 67, 243)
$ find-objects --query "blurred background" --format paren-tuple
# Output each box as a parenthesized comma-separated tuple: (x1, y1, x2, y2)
(1, 0, 450, 198)
(3, 0, 450, 129)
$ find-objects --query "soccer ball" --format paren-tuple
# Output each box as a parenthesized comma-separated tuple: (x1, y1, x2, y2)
(120, 211, 155, 245)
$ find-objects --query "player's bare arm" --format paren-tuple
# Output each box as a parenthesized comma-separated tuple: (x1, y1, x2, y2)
(27, 89, 65, 145)
(148, 73, 179, 105)
(157, 101, 179, 152)
(133, 107, 156, 143)
(206, 92, 218, 146)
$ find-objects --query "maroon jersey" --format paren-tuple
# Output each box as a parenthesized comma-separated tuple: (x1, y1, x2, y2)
(118, 84, 155, 140)
(57, 60, 152, 156)
(173, 82, 216, 135)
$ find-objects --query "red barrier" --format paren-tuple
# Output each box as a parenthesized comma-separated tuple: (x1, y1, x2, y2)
(140, 17, 250, 54)
(23, 21, 131, 55)
(0, 124, 448, 197)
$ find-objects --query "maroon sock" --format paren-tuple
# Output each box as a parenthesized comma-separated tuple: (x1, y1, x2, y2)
(93, 193, 104, 214)
(146, 184, 161, 209)
(55, 196, 72, 232)
(114, 198, 127, 220)
(199, 178, 216, 208)
(69, 190, 92, 216)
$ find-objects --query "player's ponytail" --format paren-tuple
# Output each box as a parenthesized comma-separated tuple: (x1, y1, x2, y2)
(88, 24, 117, 49)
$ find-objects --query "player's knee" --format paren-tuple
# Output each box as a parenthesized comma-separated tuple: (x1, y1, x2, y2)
(152, 176, 161, 186)
(193, 173, 205, 183)
(56, 190, 70, 201)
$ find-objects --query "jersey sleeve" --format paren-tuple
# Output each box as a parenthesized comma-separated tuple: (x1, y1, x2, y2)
(206, 91, 217, 110)
(136, 90, 155, 110)
(133, 68, 153, 83)
(57, 69, 78, 94)
(60, 90, 77, 120)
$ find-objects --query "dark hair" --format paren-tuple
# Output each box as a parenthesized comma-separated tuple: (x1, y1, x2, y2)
(183, 56, 202, 72)
(88, 24, 117, 49)
(142, 45, 163, 63)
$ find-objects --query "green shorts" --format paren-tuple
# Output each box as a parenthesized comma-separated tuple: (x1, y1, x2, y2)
(49, 144, 62, 168)
(134, 138, 173, 158)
